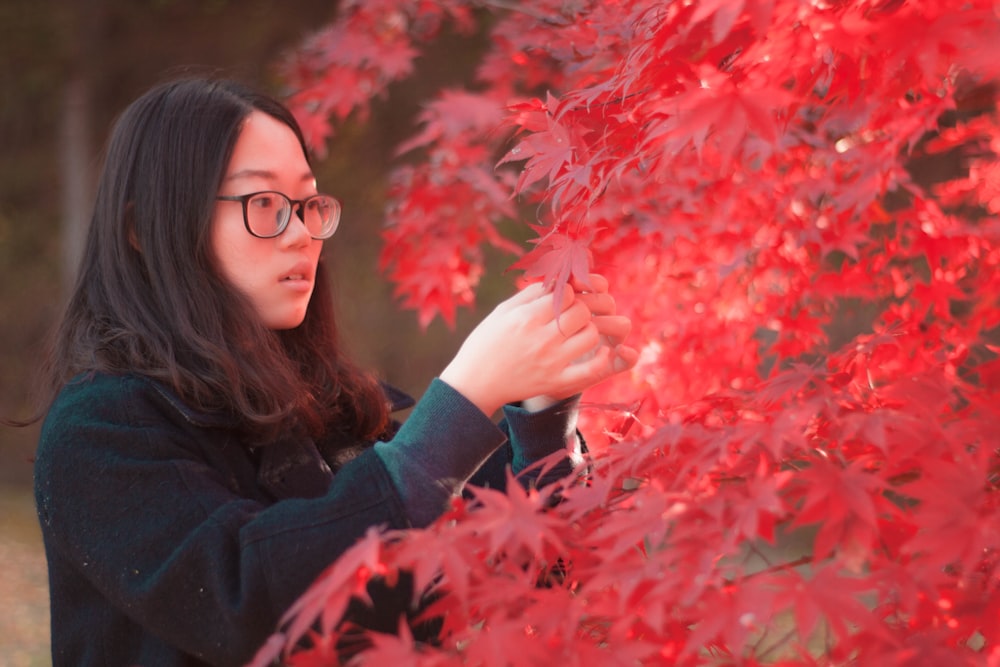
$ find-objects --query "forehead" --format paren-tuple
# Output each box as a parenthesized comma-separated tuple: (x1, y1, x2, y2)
(224, 111, 313, 184)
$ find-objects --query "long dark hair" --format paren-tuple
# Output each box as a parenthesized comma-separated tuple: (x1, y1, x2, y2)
(37, 77, 389, 443)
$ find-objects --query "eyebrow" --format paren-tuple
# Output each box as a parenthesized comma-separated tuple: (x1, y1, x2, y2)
(224, 169, 315, 183)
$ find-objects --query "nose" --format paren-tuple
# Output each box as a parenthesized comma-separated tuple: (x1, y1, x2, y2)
(280, 205, 313, 247)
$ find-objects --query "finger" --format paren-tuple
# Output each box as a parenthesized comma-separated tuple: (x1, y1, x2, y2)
(554, 300, 593, 336)
(562, 320, 601, 356)
(557, 341, 636, 391)
(519, 284, 577, 327)
(552, 282, 577, 312)
(611, 344, 639, 373)
(501, 281, 549, 309)
(551, 344, 617, 391)
(576, 291, 615, 317)
(571, 273, 608, 294)
(592, 314, 631, 344)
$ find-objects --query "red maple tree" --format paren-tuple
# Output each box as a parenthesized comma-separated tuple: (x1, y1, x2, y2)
(253, 0, 1000, 664)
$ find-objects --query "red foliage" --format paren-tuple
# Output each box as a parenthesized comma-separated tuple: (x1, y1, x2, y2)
(260, 0, 1000, 664)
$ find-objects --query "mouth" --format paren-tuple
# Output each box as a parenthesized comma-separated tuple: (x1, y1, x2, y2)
(278, 270, 314, 293)
(280, 261, 315, 284)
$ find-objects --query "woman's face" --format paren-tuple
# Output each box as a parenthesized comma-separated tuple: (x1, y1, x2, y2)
(211, 111, 324, 330)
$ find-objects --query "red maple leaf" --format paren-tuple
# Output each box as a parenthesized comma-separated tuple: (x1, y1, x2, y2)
(689, 0, 746, 43)
(270, 0, 1000, 662)
(644, 65, 787, 167)
(501, 115, 576, 193)
(775, 564, 886, 644)
(288, 105, 335, 158)
(791, 458, 883, 570)
(754, 362, 823, 407)
(681, 579, 776, 659)
(462, 470, 568, 563)
(395, 89, 504, 156)
(508, 228, 594, 315)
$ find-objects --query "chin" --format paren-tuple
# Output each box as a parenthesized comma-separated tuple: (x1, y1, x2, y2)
(267, 312, 308, 330)
(274, 320, 307, 331)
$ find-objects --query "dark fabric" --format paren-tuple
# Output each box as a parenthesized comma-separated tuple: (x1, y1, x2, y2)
(373, 379, 510, 527)
(503, 395, 584, 488)
(34, 372, 512, 667)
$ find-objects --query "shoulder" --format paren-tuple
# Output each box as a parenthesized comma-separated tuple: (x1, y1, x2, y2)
(39, 373, 159, 455)
(36, 373, 248, 493)
(35, 373, 174, 500)
(39, 372, 239, 463)
(46, 371, 236, 430)
(45, 372, 154, 426)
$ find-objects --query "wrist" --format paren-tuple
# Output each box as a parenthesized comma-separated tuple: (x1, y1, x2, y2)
(439, 365, 503, 417)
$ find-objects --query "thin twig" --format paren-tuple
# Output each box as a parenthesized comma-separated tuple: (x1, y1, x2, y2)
(476, 0, 569, 23)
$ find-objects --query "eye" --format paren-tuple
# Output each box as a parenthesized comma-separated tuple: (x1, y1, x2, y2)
(249, 193, 279, 209)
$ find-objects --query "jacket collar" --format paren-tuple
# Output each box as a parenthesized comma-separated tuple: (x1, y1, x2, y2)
(381, 383, 416, 412)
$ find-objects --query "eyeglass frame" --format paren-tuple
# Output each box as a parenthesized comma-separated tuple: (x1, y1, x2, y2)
(215, 190, 341, 240)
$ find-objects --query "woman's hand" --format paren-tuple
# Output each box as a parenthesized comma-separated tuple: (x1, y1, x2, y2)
(440, 274, 638, 416)
(521, 273, 637, 412)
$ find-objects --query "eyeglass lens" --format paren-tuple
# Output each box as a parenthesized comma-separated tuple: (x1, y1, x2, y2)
(246, 193, 336, 238)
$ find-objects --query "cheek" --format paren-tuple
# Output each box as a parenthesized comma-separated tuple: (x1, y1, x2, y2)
(210, 232, 239, 286)
(210, 219, 261, 292)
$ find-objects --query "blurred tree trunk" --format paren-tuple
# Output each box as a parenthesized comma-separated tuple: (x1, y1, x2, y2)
(59, 0, 102, 293)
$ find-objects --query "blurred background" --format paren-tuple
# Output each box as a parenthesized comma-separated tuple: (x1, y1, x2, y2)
(0, 1, 508, 663)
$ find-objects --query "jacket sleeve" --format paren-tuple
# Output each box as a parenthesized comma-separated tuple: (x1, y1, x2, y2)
(373, 378, 509, 527)
(503, 394, 584, 487)
(32, 374, 487, 666)
(467, 395, 586, 492)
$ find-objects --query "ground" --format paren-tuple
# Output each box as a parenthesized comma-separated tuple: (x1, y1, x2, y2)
(0, 487, 50, 667)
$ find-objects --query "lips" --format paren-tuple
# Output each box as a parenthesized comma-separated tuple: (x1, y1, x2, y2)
(280, 261, 314, 284)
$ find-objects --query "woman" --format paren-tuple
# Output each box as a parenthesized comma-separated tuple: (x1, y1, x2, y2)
(30, 78, 636, 666)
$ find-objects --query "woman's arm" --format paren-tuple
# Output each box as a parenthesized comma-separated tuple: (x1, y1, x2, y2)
(378, 275, 635, 521)
(500, 274, 632, 488)
(372, 378, 508, 527)
(35, 373, 482, 666)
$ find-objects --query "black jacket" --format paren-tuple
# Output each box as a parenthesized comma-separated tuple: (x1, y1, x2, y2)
(34, 372, 572, 666)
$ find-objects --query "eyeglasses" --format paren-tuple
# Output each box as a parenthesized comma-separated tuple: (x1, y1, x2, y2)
(215, 191, 341, 240)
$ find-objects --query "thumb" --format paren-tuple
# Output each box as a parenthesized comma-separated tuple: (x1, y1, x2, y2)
(497, 281, 548, 311)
